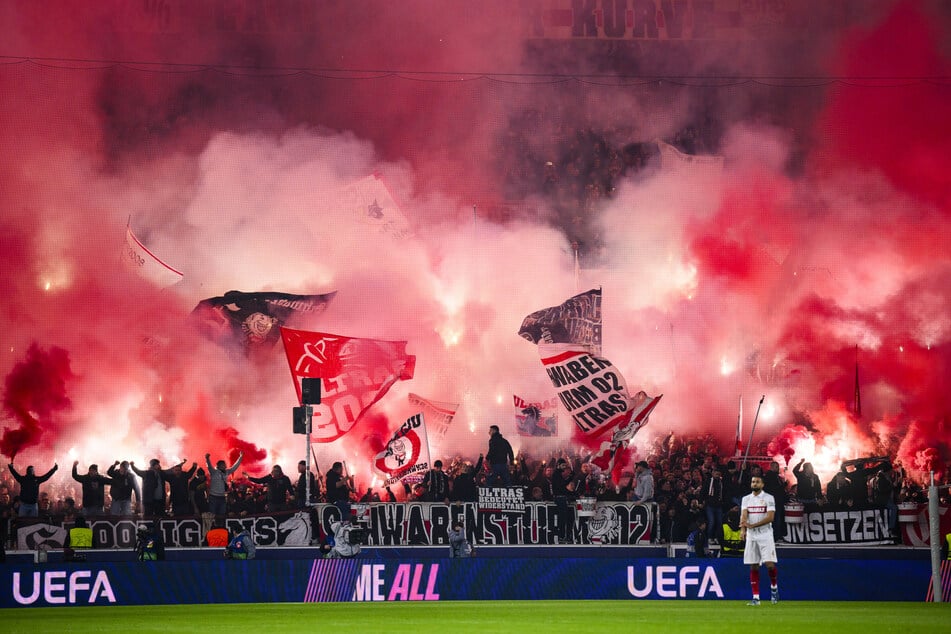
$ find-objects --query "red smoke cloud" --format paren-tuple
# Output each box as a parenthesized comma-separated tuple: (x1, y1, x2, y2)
(819, 0, 951, 209)
(1, 344, 74, 459)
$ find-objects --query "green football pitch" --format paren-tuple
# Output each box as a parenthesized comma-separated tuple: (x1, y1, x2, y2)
(3, 601, 950, 633)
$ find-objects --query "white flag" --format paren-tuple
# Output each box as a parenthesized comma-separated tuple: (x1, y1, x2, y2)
(336, 173, 411, 238)
(372, 413, 432, 487)
(408, 393, 458, 439)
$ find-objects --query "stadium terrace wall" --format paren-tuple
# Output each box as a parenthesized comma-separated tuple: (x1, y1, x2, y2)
(3, 558, 947, 607)
(15, 501, 947, 551)
(14, 501, 656, 550)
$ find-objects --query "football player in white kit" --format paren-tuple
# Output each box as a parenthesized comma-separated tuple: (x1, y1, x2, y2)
(740, 474, 779, 605)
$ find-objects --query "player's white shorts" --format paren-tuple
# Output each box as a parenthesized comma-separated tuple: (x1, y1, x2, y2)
(743, 534, 778, 565)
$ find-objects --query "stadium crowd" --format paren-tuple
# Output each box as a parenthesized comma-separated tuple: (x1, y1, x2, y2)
(2, 429, 948, 551)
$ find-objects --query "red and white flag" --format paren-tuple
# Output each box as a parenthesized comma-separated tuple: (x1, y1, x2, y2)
(538, 342, 661, 475)
(122, 226, 184, 287)
(280, 327, 415, 442)
(372, 412, 432, 487)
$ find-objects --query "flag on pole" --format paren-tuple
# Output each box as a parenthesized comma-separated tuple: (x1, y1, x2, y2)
(122, 226, 184, 287)
(513, 394, 559, 437)
(538, 343, 661, 438)
(336, 173, 411, 238)
(407, 393, 458, 439)
(192, 290, 336, 351)
(518, 288, 601, 356)
(280, 327, 415, 443)
(520, 286, 662, 477)
(372, 413, 432, 487)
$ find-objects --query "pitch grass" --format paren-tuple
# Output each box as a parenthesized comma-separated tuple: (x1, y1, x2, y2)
(4, 600, 950, 633)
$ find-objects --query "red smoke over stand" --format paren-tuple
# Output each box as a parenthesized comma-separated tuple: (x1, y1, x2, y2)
(1, 344, 74, 459)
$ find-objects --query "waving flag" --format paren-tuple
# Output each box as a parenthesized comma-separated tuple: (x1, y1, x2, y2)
(407, 393, 458, 439)
(280, 327, 415, 443)
(539, 344, 659, 435)
(192, 290, 335, 351)
(122, 226, 183, 287)
(518, 288, 601, 356)
(513, 394, 559, 437)
(521, 289, 661, 478)
(373, 413, 432, 487)
(336, 173, 411, 238)
(539, 342, 662, 475)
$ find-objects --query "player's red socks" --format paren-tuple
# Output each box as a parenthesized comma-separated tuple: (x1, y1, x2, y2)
(768, 566, 778, 587)
(750, 568, 760, 596)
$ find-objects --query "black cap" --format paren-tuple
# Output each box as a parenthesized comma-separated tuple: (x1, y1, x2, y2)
(636, 461, 649, 469)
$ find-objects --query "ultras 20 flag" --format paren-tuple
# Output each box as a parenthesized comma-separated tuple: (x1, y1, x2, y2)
(517, 288, 601, 356)
(192, 290, 336, 350)
(373, 413, 432, 487)
(280, 327, 416, 443)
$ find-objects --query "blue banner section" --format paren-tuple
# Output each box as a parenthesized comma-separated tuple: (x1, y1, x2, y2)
(1, 557, 933, 607)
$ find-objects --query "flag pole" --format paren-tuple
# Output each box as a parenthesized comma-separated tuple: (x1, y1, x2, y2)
(854, 345, 862, 418)
(734, 394, 743, 458)
(573, 241, 580, 293)
(740, 395, 765, 473)
(117, 215, 132, 270)
(310, 445, 322, 503)
(304, 405, 313, 505)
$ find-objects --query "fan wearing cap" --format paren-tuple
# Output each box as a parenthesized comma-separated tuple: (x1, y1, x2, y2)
(629, 461, 654, 504)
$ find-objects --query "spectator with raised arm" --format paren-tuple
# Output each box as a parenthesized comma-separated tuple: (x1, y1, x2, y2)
(449, 521, 472, 558)
(244, 465, 294, 513)
(71, 461, 112, 516)
(107, 461, 140, 516)
(792, 459, 822, 509)
(325, 462, 353, 520)
(131, 458, 180, 518)
(205, 451, 243, 519)
(9, 461, 58, 517)
(167, 460, 198, 517)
